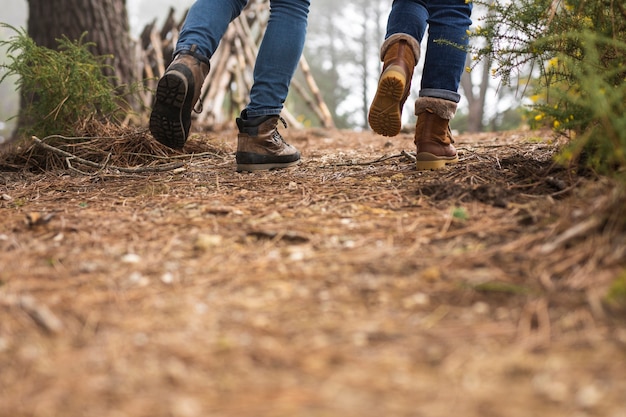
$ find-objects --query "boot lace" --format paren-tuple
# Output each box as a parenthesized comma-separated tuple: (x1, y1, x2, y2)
(193, 97, 203, 114)
(271, 116, 288, 143)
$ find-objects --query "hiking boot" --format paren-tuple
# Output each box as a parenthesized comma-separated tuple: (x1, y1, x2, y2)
(368, 34, 420, 137)
(414, 97, 459, 170)
(235, 111, 301, 172)
(149, 46, 210, 149)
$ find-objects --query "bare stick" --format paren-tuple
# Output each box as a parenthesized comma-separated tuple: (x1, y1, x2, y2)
(328, 152, 409, 167)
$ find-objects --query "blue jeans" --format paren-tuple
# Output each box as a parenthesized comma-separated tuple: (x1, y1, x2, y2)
(175, 0, 310, 118)
(386, 0, 472, 103)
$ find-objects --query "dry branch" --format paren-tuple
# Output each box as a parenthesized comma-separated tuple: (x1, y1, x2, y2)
(327, 151, 415, 167)
(1, 294, 63, 334)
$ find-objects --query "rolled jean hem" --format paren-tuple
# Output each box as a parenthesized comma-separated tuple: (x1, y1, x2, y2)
(419, 89, 461, 103)
(245, 108, 283, 119)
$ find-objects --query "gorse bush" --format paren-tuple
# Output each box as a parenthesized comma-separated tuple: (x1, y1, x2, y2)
(0, 24, 122, 138)
(471, 0, 626, 177)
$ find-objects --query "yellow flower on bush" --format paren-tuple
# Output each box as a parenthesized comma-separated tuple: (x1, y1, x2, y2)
(581, 17, 593, 28)
(530, 94, 542, 103)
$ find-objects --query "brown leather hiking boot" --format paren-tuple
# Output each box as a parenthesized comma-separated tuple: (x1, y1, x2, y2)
(368, 34, 420, 137)
(150, 46, 210, 149)
(414, 97, 459, 170)
(235, 112, 301, 172)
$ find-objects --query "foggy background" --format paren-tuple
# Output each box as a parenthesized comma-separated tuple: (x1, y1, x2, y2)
(1, 0, 521, 142)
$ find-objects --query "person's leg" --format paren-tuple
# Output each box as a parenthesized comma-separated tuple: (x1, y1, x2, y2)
(235, 0, 310, 172)
(413, 0, 472, 170)
(368, 0, 427, 137)
(419, 0, 472, 101)
(176, 0, 248, 59)
(245, 0, 310, 117)
(150, 0, 248, 149)
(385, 0, 428, 43)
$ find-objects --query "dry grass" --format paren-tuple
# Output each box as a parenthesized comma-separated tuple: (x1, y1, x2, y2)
(0, 126, 625, 417)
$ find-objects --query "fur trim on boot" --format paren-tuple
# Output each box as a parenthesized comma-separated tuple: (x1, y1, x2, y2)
(414, 96, 457, 120)
(380, 33, 421, 63)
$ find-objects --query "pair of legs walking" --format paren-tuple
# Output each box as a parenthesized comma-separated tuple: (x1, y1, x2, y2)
(150, 0, 309, 171)
(369, 0, 472, 170)
(150, 0, 471, 171)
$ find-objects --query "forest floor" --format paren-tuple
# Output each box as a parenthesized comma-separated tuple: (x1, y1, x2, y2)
(0, 126, 625, 417)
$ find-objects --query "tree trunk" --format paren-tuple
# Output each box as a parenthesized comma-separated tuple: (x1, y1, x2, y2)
(26, 0, 135, 88)
(461, 53, 492, 133)
(360, 6, 370, 130)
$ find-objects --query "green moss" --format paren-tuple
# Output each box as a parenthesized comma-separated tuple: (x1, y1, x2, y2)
(605, 270, 626, 308)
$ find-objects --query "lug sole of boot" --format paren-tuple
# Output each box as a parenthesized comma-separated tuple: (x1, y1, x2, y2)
(236, 159, 301, 173)
(368, 67, 406, 137)
(149, 71, 189, 149)
(415, 153, 459, 171)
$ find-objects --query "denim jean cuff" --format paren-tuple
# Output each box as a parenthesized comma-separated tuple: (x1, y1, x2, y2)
(419, 89, 461, 103)
(244, 108, 283, 119)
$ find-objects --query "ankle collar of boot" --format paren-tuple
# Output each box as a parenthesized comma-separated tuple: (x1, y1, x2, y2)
(175, 45, 210, 66)
(380, 34, 421, 63)
(414, 97, 457, 120)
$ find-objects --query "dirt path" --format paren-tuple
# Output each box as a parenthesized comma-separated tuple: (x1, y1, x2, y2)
(1, 128, 625, 417)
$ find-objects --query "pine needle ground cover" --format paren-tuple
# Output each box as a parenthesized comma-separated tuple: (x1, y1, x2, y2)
(1, 128, 625, 417)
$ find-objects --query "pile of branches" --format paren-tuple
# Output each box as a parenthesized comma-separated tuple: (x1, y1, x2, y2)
(0, 120, 228, 173)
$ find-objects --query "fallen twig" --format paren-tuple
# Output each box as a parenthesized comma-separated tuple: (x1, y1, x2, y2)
(401, 150, 416, 162)
(1, 294, 63, 334)
(540, 216, 603, 254)
(328, 151, 414, 167)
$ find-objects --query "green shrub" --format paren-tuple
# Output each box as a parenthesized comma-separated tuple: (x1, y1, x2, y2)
(0, 24, 122, 138)
(605, 270, 626, 313)
(471, 0, 626, 178)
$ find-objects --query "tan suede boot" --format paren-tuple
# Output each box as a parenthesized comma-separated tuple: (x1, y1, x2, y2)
(150, 45, 210, 149)
(235, 111, 301, 172)
(368, 34, 420, 137)
(414, 97, 459, 170)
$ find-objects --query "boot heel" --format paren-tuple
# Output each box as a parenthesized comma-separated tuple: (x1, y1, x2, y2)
(368, 68, 406, 137)
(149, 50, 209, 150)
(415, 154, 459, 170)
(150, 72, 189, 149)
